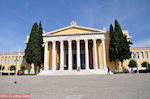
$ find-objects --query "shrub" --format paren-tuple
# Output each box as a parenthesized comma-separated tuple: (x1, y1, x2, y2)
(128, 60, 137, 68)
(21, 66, 26, 71)
(0, 65, 4, 70)
(141, 61, 150, 69)
(10, 65, 16, 71)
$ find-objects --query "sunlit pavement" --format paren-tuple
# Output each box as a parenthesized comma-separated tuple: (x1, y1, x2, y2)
(0, 74, 150, 99)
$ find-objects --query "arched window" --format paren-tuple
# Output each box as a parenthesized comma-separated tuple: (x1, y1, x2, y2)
(8, 56, 11, 63)
(136, 52, 139, 59)
(12, 56, 14, 63)
(1, 56, 4, 64)
(5, 56, 7, 63)
(131, 52, 134, 59)
(144, 51, 148, 59)
(16, 56, 18, 63)
(19, 56, 22, 63)
(140, 52, 143, 59)
(22, 58, 25, 63)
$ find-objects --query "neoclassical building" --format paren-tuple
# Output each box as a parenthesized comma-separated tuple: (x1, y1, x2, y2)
(39, 21, 130, 75)
(40, 21, 109, 74)
(0, 21, 150, 74)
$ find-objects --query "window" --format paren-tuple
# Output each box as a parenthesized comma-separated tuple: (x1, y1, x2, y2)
(16, 56, 18, 63)
(12, 56, 14, 63)
(19, 56, 22, 63)
(140, 52, 143, 59)
(1, 56, 4, 64)
(144, 51, 148, 59)
(8, 56, 11, 63)
(131, 52, 134, 59)
(5, 56, 7, 63)
(22, 58, 25, 63)
(136, 52, 139, 59)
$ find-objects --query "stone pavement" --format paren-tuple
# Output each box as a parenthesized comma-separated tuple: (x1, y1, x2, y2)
(0, 74, 150, 99)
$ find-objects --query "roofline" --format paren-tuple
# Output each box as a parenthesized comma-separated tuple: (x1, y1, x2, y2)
(43, 25, 105, 36)
(0, 52, 24, 55)
(44, 32, 106, 37)
(131, 47, 150, 50)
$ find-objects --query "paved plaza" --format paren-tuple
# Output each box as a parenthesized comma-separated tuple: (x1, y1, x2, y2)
(0, 74, 150, 99)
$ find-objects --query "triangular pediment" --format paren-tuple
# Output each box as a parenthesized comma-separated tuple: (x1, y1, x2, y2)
(43, 25, 104, 36)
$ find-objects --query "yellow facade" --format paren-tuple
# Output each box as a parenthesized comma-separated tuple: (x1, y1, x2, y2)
(0, 53, 30, 71)
(123, 47, 150, 69)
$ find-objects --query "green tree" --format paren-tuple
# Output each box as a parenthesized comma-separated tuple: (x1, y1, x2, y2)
(141, 61, 150, 69)
(128, 60, 137, 72)
(114, 19, 132, 68)
(21, 66, 26, 71)
(24, 22, 44, 73)
(10, 65, 16, 71)
(109, 19, 132, 70)
(0, 65, 4, 70)
(109, 24, 119, 69)
(38, 21, 44, 64)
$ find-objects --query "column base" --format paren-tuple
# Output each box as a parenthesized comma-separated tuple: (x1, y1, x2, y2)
(38, 69, 110, 75)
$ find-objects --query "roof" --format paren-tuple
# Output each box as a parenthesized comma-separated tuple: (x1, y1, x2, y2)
(43, 21, 105, 36)
(0, 52, 24, 55)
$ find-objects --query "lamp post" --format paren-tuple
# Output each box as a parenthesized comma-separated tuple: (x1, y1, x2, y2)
(146, 62, 148, 69)
(1, 49, 4, 75)
(15, 48, 20, 75)
(15, 59, 18, 75)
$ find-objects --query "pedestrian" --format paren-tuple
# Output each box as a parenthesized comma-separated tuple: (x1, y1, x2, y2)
(107, 67, 110, 75)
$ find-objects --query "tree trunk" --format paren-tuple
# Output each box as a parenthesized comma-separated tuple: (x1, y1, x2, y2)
(114, 60, 117, 70)
(30, 63, 35, 74)
(119, 61, 123, 72)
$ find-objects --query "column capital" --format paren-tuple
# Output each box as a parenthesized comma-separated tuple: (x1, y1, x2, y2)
(76, 39, 80, 42)
(68, 39, 72, 42)
(52, 40, 56, 43)
(44, 41, 48, 43)
(92, 38, 97, 42)
(59, 40, 64, 43)
(101, 37, 105, 41)
(84, 39, 88, 42)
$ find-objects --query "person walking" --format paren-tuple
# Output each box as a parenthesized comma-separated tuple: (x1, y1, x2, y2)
(107, 67, 110, 75)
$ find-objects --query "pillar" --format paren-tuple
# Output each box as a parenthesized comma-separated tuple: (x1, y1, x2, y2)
(84, 39, 89, 70)
(76, 40, 80, 69)
(102, 38, 107, 69)
(52, 41, 56, 71)
(93, 39, 98, 70)
(44, 41, 48, 70)
(68, 40, 72, 70)
(60, 40, 64, 71)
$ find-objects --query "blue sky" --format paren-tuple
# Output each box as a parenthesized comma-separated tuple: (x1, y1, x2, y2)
(0, 0, 150, 52)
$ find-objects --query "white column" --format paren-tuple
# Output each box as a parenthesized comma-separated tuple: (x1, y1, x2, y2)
(102, 38, 107, 69)
(68, 40, 72, 70)
(84, 39, 89, 70)
(52, 41, 56, 71)
(76, 40, 80, 69)
(44, 41, 48, 70)
(93, 39, 98, 70)
(60, 40, 64, 71)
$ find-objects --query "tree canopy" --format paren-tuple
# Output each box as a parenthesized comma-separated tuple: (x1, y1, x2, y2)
(109, 19, 132, 70)
(24, 22, 44, 72)
(10, 65, 16, 71)
(141, 61, 150, 68)
(128, 60, 137, 68)
(21, 66, 26, 71)
(0, 65, 4, 70)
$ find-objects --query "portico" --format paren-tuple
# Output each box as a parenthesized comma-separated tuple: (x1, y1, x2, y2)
(40, 21, 108, 75)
